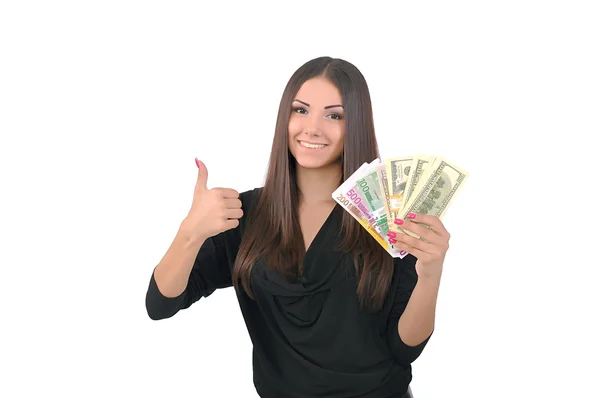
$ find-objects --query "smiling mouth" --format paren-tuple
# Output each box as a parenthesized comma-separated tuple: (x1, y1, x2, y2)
(298, 140, 327, 149)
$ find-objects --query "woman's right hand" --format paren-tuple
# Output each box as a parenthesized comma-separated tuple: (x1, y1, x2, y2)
(181, 158, 243, 242)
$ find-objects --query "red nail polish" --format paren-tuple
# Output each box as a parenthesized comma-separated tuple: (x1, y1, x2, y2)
(387, 231, 397, 238)
(407, 213, 416, 219)
(389, 238, 397, 244)
(195, 158, 200, 168)
(394, 218, 404, 225)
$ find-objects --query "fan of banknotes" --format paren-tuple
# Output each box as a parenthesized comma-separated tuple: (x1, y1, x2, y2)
(332, 154, 469, 259)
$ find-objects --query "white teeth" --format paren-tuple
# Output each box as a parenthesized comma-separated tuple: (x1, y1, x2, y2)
(299, 141, 325, 149)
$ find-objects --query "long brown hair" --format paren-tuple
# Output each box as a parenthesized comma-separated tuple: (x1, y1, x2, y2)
(232, 56, 394, 313)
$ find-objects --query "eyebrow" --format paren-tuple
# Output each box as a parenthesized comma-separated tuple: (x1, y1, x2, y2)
(293, 99, 344, 109)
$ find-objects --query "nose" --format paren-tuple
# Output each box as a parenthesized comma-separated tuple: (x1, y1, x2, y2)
(303, 113, 323, 137)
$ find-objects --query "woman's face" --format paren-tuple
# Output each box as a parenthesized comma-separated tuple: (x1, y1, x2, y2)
(288, 77, 345, 169)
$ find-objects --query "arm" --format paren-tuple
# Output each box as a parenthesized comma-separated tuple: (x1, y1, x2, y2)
(397, 273, 441, 346)
(145, 220, 239, 321)
(387, 213, 450, 365)
(145, 187, 259, 320)
(152, 221, 208, 299)
(386, 256, 434, 367)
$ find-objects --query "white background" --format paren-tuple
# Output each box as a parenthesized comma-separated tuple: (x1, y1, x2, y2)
(1, 1, 598, 397)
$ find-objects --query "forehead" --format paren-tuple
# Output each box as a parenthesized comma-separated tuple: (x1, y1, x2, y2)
(295, 78, 342, 104)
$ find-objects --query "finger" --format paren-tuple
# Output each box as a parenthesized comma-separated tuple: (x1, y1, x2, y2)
(403, 213, 449, 236)
(195, 158, 208, 192)
(224, 219, 240, 230)
(394, 219, 443, 245)
(388, 231, 436, 254)
(224, 198, 242, 209)
(389, 237, 427, 259)
(225, 208, 244, 219)
(213, 187, 240, 199)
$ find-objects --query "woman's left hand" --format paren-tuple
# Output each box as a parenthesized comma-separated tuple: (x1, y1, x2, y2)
(387, 213, 450, 279)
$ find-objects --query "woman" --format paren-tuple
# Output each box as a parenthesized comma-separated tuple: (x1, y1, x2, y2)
(146, 56, 450, 398)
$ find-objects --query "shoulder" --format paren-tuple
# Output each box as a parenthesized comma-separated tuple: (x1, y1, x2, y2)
(238, 187, 264, 230)
(215, 187, 263, 246)
(239, 187, 263, 209)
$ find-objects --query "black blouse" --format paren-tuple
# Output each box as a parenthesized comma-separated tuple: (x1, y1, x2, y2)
(145, 187, 431, 398)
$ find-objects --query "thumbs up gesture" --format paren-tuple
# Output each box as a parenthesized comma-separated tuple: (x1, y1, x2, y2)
(183, 158, 244, 241)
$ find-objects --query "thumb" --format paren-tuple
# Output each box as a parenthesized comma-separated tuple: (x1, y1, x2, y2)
(195, 158, 208, 191)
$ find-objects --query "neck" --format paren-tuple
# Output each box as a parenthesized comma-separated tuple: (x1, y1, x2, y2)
(296, 160, 343, 205)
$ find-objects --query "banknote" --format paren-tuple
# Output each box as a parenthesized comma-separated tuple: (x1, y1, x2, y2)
(376, 165, 395, 226)
(389, 156, 469, 240)
(354, 165, 390, 236)
(332, 161, 378, 230)
(333, 154, 467, 258)
(400, 154, 434, 211)
(385, 156, 413, 222)
(333, 160, 407, 258)
(333, 187, 393, 255)
(347, 184, 380, 234)
(354, 165, 407, 258)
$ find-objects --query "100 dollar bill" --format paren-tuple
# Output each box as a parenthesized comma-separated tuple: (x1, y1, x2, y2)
(400, 154, 434, 211)
(390, 156, 469, 240)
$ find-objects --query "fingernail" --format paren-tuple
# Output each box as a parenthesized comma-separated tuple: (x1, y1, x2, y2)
(394, 218, 404, 225)
(389, 238, 397, 244)
(407, 213, 416, 219)
(387, 231, 397, 238)
(195, 158, 200, 168)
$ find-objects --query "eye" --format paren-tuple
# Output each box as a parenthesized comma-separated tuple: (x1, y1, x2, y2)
(292, 106, 307, 114)
(328, 113, 343, 120)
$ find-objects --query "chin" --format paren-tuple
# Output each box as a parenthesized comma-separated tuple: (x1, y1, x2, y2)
(293, 154, 341, 169)
(295, 159, 329, 169)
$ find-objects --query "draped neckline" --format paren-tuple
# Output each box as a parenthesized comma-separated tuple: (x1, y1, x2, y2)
(251, 204, 348, 298)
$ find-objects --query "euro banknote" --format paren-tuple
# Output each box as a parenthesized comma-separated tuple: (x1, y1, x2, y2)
(332, 160, 408, 258)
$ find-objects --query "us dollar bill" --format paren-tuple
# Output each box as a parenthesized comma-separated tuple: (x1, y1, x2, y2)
(400, 154, 434, 211)
(390, 156, 469, 239)
(385, 156, 413, 222)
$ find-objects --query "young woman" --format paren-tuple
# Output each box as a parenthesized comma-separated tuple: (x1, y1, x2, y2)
(146, 56, 451, 398)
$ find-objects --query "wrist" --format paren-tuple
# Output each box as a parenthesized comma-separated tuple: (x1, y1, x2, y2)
(178, 219, 208, 247)
(417, 270, 442, 286)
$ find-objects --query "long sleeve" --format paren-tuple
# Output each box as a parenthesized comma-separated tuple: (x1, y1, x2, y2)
(145, 189, 259, 320)
(145, 227, 241, 320)
(386, 255, 432, 367)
